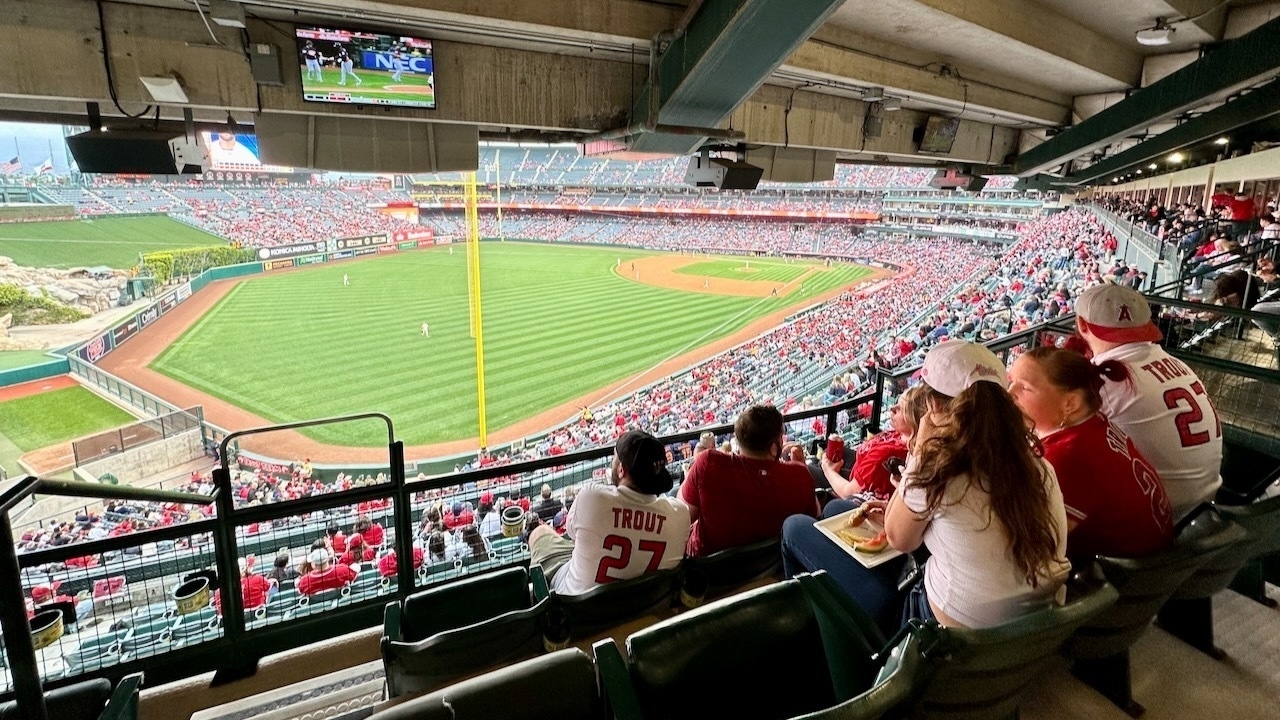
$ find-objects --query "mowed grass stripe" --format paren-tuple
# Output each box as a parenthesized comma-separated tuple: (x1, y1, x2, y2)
(0, 216, 225, 268)
(153, 243, 875, 446)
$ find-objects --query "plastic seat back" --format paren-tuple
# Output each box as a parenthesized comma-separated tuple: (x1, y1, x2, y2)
(912, 572, 1119, 720)
(1065, 508, 1246, 660)
(370, 649, 604, 720)
(399, 566, 532, 643)
(624, 580, 836, 720)
(548, 568, 679, 642)
(0, 678, 112, 720)
(1174, 497, 1280, 599)
(382, 596, 551, 699)
(680, 536, 782, 604)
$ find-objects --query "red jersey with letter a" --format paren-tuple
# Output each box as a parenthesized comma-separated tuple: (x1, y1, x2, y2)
(680, 450, 816, 557)
(1040, 415, 1174, 560)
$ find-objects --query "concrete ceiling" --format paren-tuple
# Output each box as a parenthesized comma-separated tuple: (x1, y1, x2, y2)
(0, 0, 1276, 177)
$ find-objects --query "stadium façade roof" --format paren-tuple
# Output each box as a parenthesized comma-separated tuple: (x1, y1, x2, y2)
(0, 0, 1276, 186)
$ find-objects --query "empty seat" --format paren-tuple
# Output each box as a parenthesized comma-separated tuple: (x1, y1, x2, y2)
(545, 568, 679, 645)
(120, 616, 176, 658)
(0, 672, 142, 720)
(1157, 497, 1280, 656)
(63, 629, 129, 676)
(902, 568, 1119, 720)
(678, 536, 782, 607)
(1064, 506, 1246, 716)
(368, 649, 604, 720)
(382, 566, 551, 698)
(595, 572, 919, 720)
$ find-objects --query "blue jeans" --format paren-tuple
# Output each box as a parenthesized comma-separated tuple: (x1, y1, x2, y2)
(781, 499, 909, 637)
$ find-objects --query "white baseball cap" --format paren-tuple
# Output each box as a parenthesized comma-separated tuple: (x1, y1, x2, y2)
(1076, 283, 1162, 344)
(920, 340, 1009, 398)
(308, 548, 330, 566)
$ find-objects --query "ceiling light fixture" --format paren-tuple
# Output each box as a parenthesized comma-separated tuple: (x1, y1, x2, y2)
(1148, 163, 1158, 170)
(1136, 18, 1175, 46)
(1136, 169, 1143, 174)
(881, 97, 902, 111)
(1168, 152, 1185, 163)
(1214, 137, 1229, 145)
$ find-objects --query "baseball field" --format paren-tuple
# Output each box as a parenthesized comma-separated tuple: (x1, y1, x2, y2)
(149, 243, 875, 447)
(0, 216, 223, 269)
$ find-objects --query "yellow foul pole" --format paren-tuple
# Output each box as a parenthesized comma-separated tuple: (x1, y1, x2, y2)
(495, 149, 504, 242)
(464, 172, 488, 448)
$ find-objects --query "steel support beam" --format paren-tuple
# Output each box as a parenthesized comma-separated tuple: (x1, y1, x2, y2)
(629, 0, 845, 156)
(1064, 83, 1280, 186)
(1014, 15, 1280, 175)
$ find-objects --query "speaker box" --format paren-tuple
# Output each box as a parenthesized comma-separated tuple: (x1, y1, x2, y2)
(66, 131, 192, 174)
(684, 156, 764, 190)
(965, 176, 988, 192)
(253, 113, 479, 172)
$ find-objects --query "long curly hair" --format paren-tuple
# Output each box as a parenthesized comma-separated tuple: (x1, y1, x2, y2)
(912, 382, 1061, 587)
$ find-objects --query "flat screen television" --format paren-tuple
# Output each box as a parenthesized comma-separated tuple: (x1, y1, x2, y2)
(295, 26, 435, 109)
(919, 115, 960, 154)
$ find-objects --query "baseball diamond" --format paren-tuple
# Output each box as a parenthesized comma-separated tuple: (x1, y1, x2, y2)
(145, 242, 879, 448)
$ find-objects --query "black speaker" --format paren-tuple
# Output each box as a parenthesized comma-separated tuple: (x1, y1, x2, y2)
(66, 131, 188, 174)
(718, 161, 764, 190)
(965, 176, 988, 192)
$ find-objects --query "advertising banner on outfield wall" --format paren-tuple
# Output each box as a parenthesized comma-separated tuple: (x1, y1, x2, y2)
(159, 291, 177, 313)
(78, 332, 114, 362)
(397, 240, 417, 250)
(256, 241, 327, 260)
(330, 250, 354, 260)
(294, 254, 326, 266)
(353, 247, 379, 257)
(377, 245, 398, 254)
(392, 228, 433, 243)
(264, 259, 294, 271)
(112, 316, 139, 346)
(333, 234, 388, 251)
(138, 302, 162, 330)
(175, 282, 192, 301)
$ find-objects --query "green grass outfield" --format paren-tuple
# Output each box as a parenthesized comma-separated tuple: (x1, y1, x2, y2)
(0, 216, 223, 269)
(152, 243, 873, 447)
(674, 258, 810, 284)
(0, 350, 56, 371)
(0, 386, 134, 452)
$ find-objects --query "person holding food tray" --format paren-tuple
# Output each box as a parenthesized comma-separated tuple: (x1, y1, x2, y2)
(781, 340, 1070, 634)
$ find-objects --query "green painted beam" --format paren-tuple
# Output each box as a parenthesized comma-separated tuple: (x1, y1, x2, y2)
(1014, 15, 1280, 176)
(1063, 83, 1280, 186)
(629, 0, 844, 156)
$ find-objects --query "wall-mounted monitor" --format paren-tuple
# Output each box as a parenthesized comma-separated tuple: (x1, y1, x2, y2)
(919, 115, 960, 154)
(295, 26, 436, 109)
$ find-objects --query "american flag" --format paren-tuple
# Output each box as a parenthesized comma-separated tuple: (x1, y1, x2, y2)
(0, 157, 20, 175)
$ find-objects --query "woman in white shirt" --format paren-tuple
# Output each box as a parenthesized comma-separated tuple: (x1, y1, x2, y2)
(782, 340, 1070, 632)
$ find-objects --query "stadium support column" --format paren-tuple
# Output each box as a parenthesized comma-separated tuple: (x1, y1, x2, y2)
(465, 172, 489, 448)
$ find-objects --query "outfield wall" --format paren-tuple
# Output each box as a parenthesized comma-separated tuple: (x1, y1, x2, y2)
(0, 358, 68, 387)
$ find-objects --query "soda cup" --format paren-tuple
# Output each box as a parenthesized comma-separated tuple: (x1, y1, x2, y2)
(825, 434, 845, 465)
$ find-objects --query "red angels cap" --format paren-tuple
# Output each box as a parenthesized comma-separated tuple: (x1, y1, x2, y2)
(1076, 283, 1162, 344)
(920, 340, 1009, 398)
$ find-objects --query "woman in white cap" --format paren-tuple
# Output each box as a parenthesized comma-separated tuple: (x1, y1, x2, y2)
(781, 340, 1069, 634)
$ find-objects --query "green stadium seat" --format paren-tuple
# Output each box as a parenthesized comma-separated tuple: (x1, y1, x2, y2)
(1156, 496, 1280, 656)
(900, 567, 1119, 720)
(543, 568, 680, 646)
(0, 672, 142, 720)
(678, 536, 782, 607)
(594, 572, 920, 720)
(1064, 506, 1246, 717)
(368, 649, 605, 720)
(120, 615, 177, 658)
(381, 566, 551, 698)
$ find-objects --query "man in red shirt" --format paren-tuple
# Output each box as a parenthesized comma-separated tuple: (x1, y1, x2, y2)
(377, 546, 425, 578)
(680, 405, 819, 557)
(214, 555, 276, 614)
(354, 516, 384, 547)
(298, 548, 358, 595)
